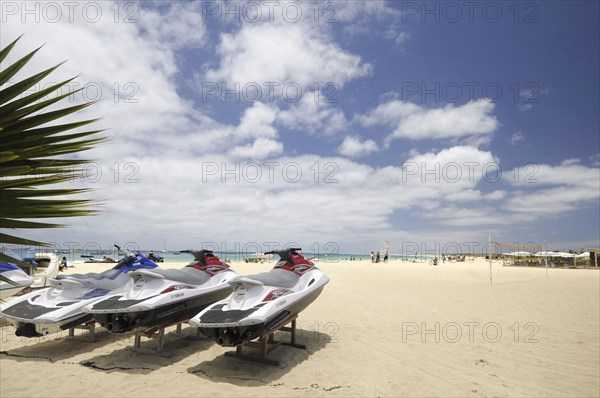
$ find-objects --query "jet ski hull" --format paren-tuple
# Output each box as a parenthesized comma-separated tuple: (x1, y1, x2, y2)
(0, 250, 160, 338)
(194, 285, 325, 346)
(88, 285, 234, 333)
(7, 314, 94, 337)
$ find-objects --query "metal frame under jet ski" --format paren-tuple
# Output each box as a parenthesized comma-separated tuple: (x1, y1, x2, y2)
(83, 250, 237, 333)
(0, 246, 158, 338)
(189, 248, 329, 347)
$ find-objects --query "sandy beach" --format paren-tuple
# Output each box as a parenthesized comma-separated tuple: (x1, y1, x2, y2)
(1, 259, 598, 397)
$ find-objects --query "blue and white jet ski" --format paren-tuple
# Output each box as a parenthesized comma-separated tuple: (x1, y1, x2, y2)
(0, 246, 158, 337)
(0, 262, 34, 300)
(83, 250, 238, 333)
(189, 248, 329, 346)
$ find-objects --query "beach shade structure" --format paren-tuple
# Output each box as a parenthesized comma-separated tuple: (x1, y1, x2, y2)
(535, 252, 575, 258)
(575, 252, 590, 258)
(504, 251, 533, 257)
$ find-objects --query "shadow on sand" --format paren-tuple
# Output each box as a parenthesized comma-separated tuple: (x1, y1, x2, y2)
(186, 328, 332, 386)
(0, 326, 131, 363)
(76, 326, 215, 375)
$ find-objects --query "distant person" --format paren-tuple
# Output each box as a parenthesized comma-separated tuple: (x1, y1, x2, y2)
(433, 257, 438, 266)
(371, 252, 375, 263)
(383, 251, 388, 263)
(59, 257, 68, 272)
(376, 251, 380, 263)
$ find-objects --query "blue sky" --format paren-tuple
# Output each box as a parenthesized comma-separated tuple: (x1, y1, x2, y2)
(1, 1, 599, 255)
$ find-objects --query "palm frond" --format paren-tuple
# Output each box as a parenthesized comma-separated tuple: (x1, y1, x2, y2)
(0, 37, 106, 289)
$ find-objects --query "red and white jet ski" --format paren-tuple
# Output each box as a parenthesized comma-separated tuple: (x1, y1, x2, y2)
(189, 248, 329, 346)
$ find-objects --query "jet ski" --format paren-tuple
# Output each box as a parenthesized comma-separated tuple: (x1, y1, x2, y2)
(0, 262, 34, 300)
(189, 248, 329, 347)
(83, 250, 237, 333)
(0, 246, 159, 337)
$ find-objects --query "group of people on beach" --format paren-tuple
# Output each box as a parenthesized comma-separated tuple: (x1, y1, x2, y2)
(370, 251, 389, 263)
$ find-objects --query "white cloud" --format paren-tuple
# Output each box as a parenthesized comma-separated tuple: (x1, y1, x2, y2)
(358, 98, 499, 145)
(0, 2, 211, 161)
(236, 102, 279, 139)
(140, 3, 207, 49)
(278, 95, 348, 135)
(389, 100, 498, 142)
(338, 136, 379, 157)
(561, 158, 580, 166)
(205, 22, 372, 93)
(502, 163, 600, 215)
(509, 132, 526, 145)
(229, 138, 284, 159)
(357, 99, 421, 126)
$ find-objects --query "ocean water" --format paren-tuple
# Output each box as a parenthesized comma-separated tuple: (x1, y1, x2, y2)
(148, 251, 433, 264)
(3, 246, 432, 265)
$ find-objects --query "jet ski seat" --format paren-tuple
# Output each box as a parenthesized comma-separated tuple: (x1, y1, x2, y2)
(145, 267, 210, 285)
(55, 269, 128, 290)
(231, 269, 299, 288)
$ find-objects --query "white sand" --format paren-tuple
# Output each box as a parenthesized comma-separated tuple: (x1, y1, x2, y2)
(1, 259, 598, 397)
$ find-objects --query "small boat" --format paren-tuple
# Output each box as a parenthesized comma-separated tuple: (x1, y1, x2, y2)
(189, 248, 329, 346)
(0, 246, 159, 337)
(83, 250, 238, 333)
(83, 256, 115, 263)
(23, 253, 60, 288)
(0, 263, 34, 300)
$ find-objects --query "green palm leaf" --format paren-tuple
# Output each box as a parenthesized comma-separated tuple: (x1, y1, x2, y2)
(0, 36, 106, 290)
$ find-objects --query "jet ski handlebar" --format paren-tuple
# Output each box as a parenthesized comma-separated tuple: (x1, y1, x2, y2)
(180, 249, 214, 263)
(265, 248, 302, 260)
(114, 244, 136, 267)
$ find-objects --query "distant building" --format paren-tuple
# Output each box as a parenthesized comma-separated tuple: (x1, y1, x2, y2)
(584, 249, 599, 267)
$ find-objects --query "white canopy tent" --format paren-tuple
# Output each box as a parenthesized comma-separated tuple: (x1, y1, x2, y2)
(503, 251, 534, 257)
(534, 251, 575, 258)
(575, 252, 590, 258)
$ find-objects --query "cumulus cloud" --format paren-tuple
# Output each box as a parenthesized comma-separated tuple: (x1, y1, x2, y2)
(278, 95, 348, 135)
(337, 136, 379, 157)
(140, 2, 207, 49)
(229, 138, 284, 159)
(357, 98, 499, 145)
(235, 102, 279, 139)
(205, 22, 372, 93)
(502, 162, 600, 215)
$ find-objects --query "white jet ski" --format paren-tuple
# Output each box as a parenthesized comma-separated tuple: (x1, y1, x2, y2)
(83, 250, 238, 333)
(0, 246, 159, 337)
(189, 248, 329, 346)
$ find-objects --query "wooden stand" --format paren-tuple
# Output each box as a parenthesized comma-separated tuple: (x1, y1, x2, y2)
(127, 322, 204, 357)
(224, 316, 305, 366)
(128, 324, 176, 357)
(68, 321, 97, 342)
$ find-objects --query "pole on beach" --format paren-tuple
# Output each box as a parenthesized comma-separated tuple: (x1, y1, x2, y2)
(488, 234, 492, 285)
(544, 240, 548, 278)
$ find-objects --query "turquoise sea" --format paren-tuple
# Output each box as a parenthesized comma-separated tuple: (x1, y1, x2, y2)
(148, 251, 433, 264)
(4, 246, 434, 264)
